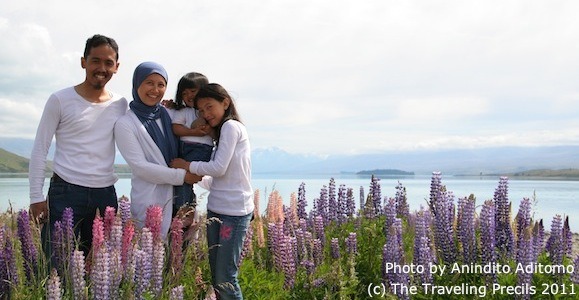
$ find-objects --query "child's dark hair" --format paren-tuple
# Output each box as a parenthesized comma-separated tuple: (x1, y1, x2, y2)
(174, 72, 209, 110)
(194, 83, 241, 146)
(84, 34, 119, 60)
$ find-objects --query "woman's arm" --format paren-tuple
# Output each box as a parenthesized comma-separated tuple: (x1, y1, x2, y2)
(115, 117, 186, 185)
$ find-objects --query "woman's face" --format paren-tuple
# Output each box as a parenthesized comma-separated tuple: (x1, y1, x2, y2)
(137, 73, 166, 106)
(182, 88, 199, 108)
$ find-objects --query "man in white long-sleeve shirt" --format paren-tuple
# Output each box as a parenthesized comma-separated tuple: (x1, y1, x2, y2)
(29, 34, 128, 257)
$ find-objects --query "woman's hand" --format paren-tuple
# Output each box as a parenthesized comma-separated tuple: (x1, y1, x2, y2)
(184, 172, 202, 185)
(171, 158, 190, 170)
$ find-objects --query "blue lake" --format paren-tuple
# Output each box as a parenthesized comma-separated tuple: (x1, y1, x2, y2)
(2, 173, 578, 231)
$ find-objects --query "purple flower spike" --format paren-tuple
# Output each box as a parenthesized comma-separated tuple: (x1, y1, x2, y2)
(17, 210, 38, 281)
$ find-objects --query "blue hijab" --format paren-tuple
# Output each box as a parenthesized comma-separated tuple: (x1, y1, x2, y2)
(129, 61, 178, 165)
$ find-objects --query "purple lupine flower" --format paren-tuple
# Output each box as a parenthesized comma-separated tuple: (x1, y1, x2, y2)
(546, 215, 564, 266)
(359, 186, 365, 216)
(70, 249, 86, 300)
(395, 181, 409, 219)
(327, 178, 338, 223)
(571, 255, 579, 284)
(330, 238, 340, 259)
(46, 268, 62, 300)
(562, 216, 573, 259)
(301, 260, 315, 276)
(337, 184, 347, 224)
(345, 232, 357, 255)
(413, 207, 434, 285)
(90, 245, 111, 300)
(316, 185, 329, 225)
(532, 220, 544, 260)
(17, 210, 38, 281)
(312, 238, 323, 266)
(494, 176, 514, 261)
(457, 195, 476, 265)
(281, 235, 297, 288)
(295, 228, 305, 263)
(384, 198, 397, 235)
(429, 172, 457, 265)
(516, 228, 535, 300)
(479, 200, 497, 283)
(239, 223, 254, 267)
(382, 220, 410, 300)
(151, 240, 165, 296)
(283, 205, 296, 236)
(140, 227, 154, 266)
(370, 175, 383, 217)
(51, 221, 65, 270)
(346, 187, 356, 219)
(297, 182, 308, 221)
(62, 207, 75, 254)
(0, 226, 19, 297)
(118, 196, 131, 226)
(515, 198, 532, 261)
(313, 215, 325, 242)
(169, 285, 184, 300)
(134, 249, 151, 299)
(267, 223, 284, 271)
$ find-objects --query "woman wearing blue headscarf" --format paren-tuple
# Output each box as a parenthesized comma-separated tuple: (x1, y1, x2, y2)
(115, 62, 200, 237)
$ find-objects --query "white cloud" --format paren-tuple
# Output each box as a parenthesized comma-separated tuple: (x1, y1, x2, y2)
(1, 1, 579, 155)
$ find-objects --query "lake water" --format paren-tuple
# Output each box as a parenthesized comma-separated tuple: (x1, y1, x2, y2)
(2, 173, 578, 231)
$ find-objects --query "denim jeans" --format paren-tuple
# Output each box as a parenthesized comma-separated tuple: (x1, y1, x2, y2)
(206, 210, 253, 300)
(173, 142, 213, 216)
(42, 174, 118, 260)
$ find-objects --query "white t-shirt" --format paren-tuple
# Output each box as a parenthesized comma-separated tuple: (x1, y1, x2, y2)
(171, 107, 213, 146)
(29, 86, 128, 204)
(189, 120, 254, 216)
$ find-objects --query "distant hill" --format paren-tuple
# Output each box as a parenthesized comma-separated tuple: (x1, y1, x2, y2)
(1, 137, 579, 176)
(508, 168, 579, 178)
(0, 148, 29, 173)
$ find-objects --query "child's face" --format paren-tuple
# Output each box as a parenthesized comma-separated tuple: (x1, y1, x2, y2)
(182, 88, 199, 108)
(196, 97, 230, 128)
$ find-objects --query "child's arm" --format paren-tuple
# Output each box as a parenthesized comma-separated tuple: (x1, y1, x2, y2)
(172, 123, 210, 137)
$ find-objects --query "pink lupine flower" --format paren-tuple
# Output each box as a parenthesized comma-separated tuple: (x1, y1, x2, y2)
(145, 205, 163, 242)
(121, 219, 135, 270)
(92, 214, 105, 257)
(169, 217, 184, 275)
(103, 206, 117, 239)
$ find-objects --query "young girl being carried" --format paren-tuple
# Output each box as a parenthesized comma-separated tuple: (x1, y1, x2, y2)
(171, 72, 214, 217)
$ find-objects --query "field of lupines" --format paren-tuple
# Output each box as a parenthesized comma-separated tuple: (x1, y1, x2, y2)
(1, 172, 578, 299)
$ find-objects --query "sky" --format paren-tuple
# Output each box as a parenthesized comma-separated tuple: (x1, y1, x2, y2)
(1, 0, 579, 156)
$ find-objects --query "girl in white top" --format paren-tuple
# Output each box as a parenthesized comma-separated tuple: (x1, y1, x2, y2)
(114, 62, 199, 238)
(171, 83, 253, 299)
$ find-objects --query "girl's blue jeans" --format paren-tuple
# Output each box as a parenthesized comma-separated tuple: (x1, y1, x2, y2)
(206, 210, 253, 300)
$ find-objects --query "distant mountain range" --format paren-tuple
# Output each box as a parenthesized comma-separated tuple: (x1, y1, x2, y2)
(1, 137, 579, 176)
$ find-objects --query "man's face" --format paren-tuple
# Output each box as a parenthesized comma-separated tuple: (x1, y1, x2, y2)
(81, 44, 119, 90)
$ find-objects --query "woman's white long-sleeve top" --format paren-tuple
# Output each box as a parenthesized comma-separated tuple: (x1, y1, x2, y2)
(188, 119, 254, 216)
(114, 110, 186, 237)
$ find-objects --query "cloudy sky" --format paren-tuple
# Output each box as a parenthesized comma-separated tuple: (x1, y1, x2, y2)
(1, 0, 578, 156)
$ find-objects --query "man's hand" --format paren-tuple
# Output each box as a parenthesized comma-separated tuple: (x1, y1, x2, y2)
(30, 201, 48, 224)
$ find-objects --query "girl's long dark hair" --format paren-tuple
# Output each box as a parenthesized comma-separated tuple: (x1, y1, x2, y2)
(194, 83, 241, 147)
